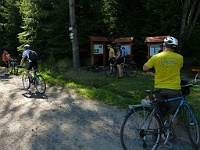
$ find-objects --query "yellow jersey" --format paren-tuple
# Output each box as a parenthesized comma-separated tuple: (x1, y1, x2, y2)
(145, 51, 183, 90)
(109, 48, 115, 58)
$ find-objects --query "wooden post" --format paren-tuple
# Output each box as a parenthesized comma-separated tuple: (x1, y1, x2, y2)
(69, 0, 80, 70)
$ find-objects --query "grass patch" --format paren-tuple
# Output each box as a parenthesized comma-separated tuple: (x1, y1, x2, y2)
(38, 61, 200, 124)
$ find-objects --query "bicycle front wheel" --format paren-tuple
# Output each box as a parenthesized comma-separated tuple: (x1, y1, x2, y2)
(126, 64, 138, 77)
(22, 73, 30, 90)
(183, 103, 200, 149)
(120, 107, 161, 150)
(104, 65, 117, 77)
(35, 75, 46, 94)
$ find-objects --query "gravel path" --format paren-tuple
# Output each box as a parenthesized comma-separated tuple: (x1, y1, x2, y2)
(0, 71, 197, 150)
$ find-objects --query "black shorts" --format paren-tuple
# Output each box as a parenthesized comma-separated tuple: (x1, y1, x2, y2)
(116, 57, 124, 64)
(154, 88, 181, 116)
(27, 61, 38, 71)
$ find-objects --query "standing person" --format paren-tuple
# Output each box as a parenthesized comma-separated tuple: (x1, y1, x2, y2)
(115, 43, 123, 78)
(1, 50, 9, 75)
(143, 36, 183, 140)
(107, 44, 115, 74)
(19, 44, 38, 80)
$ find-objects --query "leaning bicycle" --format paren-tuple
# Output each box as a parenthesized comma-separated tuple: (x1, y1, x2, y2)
(120, 83, 200, 150)
(21, 67, 46, 94)
(105, 61, 138, 78)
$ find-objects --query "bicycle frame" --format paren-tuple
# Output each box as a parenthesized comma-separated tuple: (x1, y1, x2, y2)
(148, 94, 198, 147)
(162, 95, 183, 128)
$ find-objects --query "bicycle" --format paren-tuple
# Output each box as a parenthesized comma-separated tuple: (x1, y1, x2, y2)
(21, 66, 46, 94)
(9, 59, 18, 75)
(120, 83, 200, 150)
(104, 61, 138, 78)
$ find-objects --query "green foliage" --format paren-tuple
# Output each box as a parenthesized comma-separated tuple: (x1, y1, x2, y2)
(0, 0, 21, 55)
(18, 0, 70, 58)
(0, 0, 200, 68)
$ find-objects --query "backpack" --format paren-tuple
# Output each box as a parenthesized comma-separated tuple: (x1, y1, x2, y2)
(28, 50, 38, 62)
(121, 48, 126, 58)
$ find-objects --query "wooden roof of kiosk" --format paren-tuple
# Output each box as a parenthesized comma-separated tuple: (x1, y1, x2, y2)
(89, 36, 108, 42)
(144, 36, 168, 59)
(113, 37, 134, 43)
(89, 36, 108, 66)
(144, 35, 168, 43)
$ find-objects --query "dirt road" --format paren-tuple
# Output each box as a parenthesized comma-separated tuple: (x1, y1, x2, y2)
(0, 72, 197, 150)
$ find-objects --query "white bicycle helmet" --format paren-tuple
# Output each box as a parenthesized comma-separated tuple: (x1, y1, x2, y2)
(24, 44, 30, 49)
(164, 36, 178, 49)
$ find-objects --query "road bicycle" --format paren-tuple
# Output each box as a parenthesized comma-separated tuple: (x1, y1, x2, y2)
(9, 59, 18, 75)
(105, 61, 138, 78)
(120, 83, 200, 150)
(21, 66, 46, 94)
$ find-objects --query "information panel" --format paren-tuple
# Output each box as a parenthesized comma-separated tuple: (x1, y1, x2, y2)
(93, 44, 103, 54)
(121, 45, 131, 55)
(150, 45, 160, 56)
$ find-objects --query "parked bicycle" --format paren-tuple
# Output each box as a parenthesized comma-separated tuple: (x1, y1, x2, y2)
(9, 59, 18, 75)
(195, 71, 200, 84)
(105, 61, 138, 78)
(120, 83, 200, 150)
(21, 66, 46, 94)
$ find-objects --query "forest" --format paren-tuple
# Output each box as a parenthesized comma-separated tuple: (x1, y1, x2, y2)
(0, 0, 200, 68)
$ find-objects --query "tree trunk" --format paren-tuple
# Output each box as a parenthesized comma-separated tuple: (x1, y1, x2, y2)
(69, 0, 80, 70)
(178, 0, 200, 53)
(187, 1, 200, 38)
(180, 0, 189, 35)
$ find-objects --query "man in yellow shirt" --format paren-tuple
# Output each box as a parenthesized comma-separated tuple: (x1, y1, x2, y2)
(143, 36, 183, 140)
(107, 44, 115, 63)
(107, 44, 115, 74)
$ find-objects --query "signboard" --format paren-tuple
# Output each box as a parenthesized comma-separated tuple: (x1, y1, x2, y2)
(93, 44, 103, 54)
(121, 45, 131, 55)
(150, 45, 160, 56)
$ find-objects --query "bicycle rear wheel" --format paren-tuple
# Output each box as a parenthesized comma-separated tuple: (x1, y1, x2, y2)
(120, 107, 161, 150)
(183, 103, 200, 149)
(126, 64, 138, 77)
(104, 65, 117, 77)
(35, 75, 46, 94)
(194, 72, 200, 84)
(22, 73, 30, 90)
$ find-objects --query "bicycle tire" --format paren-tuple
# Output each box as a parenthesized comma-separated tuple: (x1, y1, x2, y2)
(183, 103, 200, 149)
(35, 75, 46, 94)
(104, 65, 117, 77)
(120, 107, 161, 150)
(22, 73, 30, 90)
(194, 72, 200, 84)
(126, 64, 138, 77)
